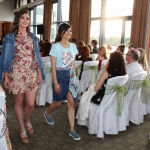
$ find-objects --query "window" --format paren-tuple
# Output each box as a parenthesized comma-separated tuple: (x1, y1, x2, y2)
(90, 20, 100, 44)
(105, 0, 134, 17)
(36, 4, 44, 25)
(91, 0, 101, 18)
(20, 0, 27, 6)
(124, 21, 132, 46)
(51, 24, 57, 42)
(51, 0, 70, 41)
(90, 0, 134, 49)
(61, 0, 70, 21)
(52, 3, 58, 22)
(104, 20, 122, 46)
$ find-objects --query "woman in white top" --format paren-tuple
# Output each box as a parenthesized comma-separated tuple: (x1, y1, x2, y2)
(44, 23, 81, 140)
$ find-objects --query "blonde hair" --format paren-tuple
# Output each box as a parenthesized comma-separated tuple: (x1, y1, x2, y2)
(98, 46, 108, 59)
(137, 48, 149, 72)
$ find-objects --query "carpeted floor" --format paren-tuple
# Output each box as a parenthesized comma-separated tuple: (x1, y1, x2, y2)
(4, 88, 150, 150)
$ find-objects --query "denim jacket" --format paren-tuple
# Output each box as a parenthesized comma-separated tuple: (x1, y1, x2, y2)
(0, 32, 46, 84)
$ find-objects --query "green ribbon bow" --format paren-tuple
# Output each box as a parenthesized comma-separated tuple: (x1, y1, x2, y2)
(83, 65, 98, 84)
(44, 65, 52, 74)
(75, 64, 82, 77)
(105, 84, 127, 116)
(129, 78, 150, 104)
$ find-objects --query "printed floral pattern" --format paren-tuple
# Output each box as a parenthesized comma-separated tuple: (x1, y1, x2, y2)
(8, 32, 39, 94)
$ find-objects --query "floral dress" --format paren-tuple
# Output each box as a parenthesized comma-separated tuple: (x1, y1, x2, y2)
(8, 32, 39, 94)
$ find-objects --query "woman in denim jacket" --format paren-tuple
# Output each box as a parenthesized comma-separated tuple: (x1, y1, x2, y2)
(0, 10, 45, 143)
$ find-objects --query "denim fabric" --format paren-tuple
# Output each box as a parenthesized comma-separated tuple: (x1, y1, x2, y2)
(0, 32, 45, 84)
(52, 70, 70, 102)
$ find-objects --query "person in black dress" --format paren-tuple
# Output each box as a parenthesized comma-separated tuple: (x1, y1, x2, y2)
(91, 51, 126, 105)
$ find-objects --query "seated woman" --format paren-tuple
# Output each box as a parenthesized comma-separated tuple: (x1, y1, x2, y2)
(96, 46, 108, 71)
(91, 51, 126, 105)
(38, 40, 45, 53)
(41, 42, 52, 57)
(137, 48, 149, 72)
(76, 40, 85, 60)
(76, 45, 93, 80)
(116, 44, 125, 55)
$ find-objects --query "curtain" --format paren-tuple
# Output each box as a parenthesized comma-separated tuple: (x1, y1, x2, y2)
(78, 0, 91, 44)
(69, 0, 91, 44)
(43, 0, 52, 41)
(145, 1, 150, 64)
(130, 0, 148, 48)
(69, 0, 80, 42)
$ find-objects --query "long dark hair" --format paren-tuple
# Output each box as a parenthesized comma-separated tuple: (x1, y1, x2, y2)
(55, 23, 71, 43)
(106, 52, 126, 75)
(11, 10, 30, 37)
(80, 46, 90, 62)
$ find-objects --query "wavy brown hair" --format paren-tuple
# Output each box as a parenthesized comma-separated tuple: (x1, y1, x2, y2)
(77, 40, 85, 54)
(11, 10, 30, 37)
(80, 45, 90, 62)
(106, 52, 126, 75)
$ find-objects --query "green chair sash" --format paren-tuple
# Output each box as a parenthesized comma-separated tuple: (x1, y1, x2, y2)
(75, 64, 82, 77)
(83, 65, 98, 84)
(105, 84, 127, 116)
(129, 79, 150, 103)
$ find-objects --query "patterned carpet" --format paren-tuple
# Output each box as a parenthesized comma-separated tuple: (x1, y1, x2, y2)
(5, 90, 150, 150)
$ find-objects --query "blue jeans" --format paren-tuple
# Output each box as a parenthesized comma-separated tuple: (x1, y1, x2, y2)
(52, 70, 70, 102)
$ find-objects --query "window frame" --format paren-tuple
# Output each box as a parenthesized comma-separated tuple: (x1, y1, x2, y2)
(91, 0, 133, 46)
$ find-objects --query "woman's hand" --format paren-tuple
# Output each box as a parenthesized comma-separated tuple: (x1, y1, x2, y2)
(4, 76, 10, 89)
(54, 83, 61, 94)
(37, 73, 42, 85)
(37, 68, 42, 85)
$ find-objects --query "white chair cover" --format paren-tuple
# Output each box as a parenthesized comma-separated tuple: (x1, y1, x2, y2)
(90, 54, 98, 61)
(124, 71, 147, 126)
(0, 86, 8, 150)
(78, 61, 98, 93)
(146, 73, 150, 114)
(77, 75, 129, 138)
(96, 59, 108, 81)
(41, 56, 50, 63)
(75, 61, 82, 78)
(36, 62, 53, 106)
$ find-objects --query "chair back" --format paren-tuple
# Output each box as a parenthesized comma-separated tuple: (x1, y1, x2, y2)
(42, 56, 50, 63)
(96, 59, 108, 81)
(125, 71, 147, 100)
(101, 75, 129, 108)
(90, 54, 98, 60)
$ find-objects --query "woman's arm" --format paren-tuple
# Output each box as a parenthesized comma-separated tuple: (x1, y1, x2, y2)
(37, 67, 42, 84)
(94, 70, 108, 92)
(3, 72, 10, 89)
(73, 58, 76, 71)
(51, 56, 61, 93)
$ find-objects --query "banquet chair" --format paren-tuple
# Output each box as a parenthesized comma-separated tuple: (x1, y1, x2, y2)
(36, 62, 53, 106)
(124, 71, 147, 126)
(96, 59, 108, 81)
(144, 73, 150, 114)
(41, 56, 50, 63)
(78, 61, 98, 93)
(90, 54, 98, 61)
(76, 74, 129, 139)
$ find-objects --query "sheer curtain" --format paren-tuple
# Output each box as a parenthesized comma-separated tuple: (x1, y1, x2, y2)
(130, 0, 149, 48)
(43, 0, 52, 41)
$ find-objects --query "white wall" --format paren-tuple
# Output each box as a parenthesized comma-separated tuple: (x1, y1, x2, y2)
(0, 0, 14, 22)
